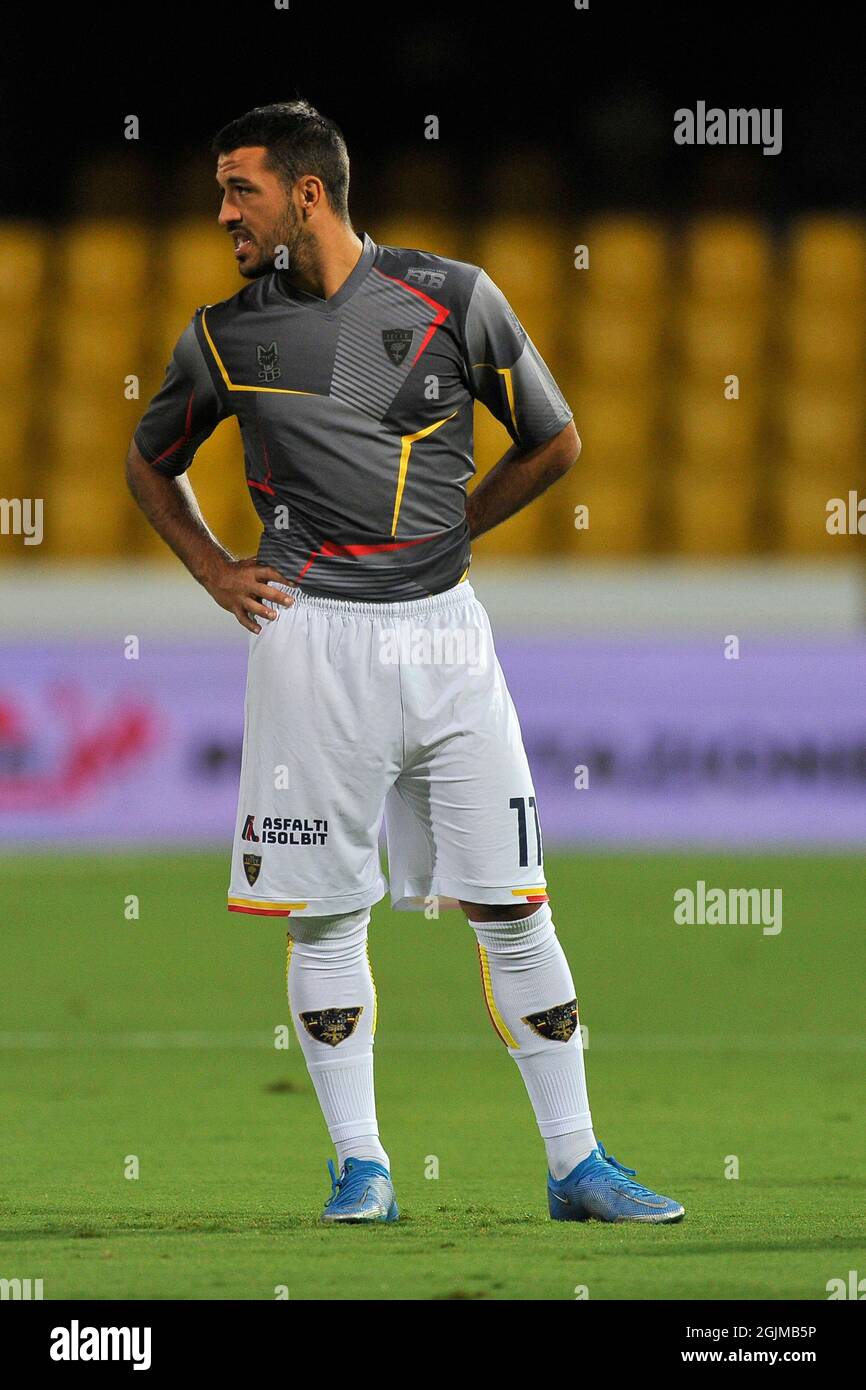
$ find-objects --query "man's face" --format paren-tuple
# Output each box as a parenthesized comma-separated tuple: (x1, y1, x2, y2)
(216, 146, 302, 278)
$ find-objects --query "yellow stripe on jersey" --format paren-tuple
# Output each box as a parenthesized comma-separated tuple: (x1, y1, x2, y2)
(471, 363, 517, 436)
(478, 944, 520, 1049)
(391, 411, 460, 536)
(200, 309, 317, 396)
(512, 886, 547, 896)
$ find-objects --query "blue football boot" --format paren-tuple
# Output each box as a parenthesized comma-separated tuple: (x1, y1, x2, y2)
(548, 1142, 685, 1223)
(319, 1157, 399, 1224)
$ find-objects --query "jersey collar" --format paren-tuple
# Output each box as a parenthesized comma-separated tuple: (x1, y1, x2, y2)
(274, 231, 377, 313)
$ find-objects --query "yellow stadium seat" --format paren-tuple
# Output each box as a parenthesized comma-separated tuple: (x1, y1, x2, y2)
(777, 387, 865, 472)
(581, 218, 668, 304)
(674, 300, 768, 382)
(0, 317, 41, 389)
(60, 221, 151, 309)
(49, 398, 137, 481)
(684, 217, 772, 305)
(163, 220, 241, 308)
(53, 316, 145, 392)
(374, 217, 466, 262)
(552, 473, 652, 557)
(776, 467, 864, 554)
(787, 217, 866, 304)
(783, 301, 865, 384)
(565, 386, 655, 479)
(0, 225, 50, 307)
(474, 219, 564, 359)
(670, 388, 761, 472)
(668, 466, 760, 554)
(0, 401, 32, 497)
(562, 300, 662, 383)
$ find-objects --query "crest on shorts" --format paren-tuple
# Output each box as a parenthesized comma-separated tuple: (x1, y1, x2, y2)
(382, 328, 414, 367)
(243, 853, 262, 886)
(522, 999, 578, 1043)
(300, 1006, 364, 1047)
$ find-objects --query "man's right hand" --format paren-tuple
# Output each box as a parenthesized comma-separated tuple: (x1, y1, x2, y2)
(202, 556, 295, 634)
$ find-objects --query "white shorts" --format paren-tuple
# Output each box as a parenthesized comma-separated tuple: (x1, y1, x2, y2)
(227, 579, 547, 918)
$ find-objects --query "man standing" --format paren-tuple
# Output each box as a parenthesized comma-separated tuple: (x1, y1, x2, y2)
(127, 100, 683, 1226)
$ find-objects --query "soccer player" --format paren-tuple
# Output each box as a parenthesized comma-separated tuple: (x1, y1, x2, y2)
(127, 100, 684, 1225)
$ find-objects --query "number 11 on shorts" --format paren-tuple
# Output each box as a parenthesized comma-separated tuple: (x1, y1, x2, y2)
(510, 796, 542, 868)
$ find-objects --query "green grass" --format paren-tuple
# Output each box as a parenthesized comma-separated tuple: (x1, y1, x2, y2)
(1, 851, 864, 1300)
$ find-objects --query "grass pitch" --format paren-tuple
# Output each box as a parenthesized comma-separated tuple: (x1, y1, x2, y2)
(1, 851, 864, 1300)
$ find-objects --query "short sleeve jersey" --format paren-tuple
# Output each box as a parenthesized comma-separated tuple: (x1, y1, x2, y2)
(134, 232, 574, 600)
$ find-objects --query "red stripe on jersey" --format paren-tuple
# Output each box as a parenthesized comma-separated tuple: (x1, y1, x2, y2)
(295, 532, 436, 581)
(372, 267, 450, 366)
(150, 389, 196, 468)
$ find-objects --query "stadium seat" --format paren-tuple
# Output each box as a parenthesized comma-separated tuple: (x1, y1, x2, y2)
(53, 317, 145, 391)
(669, 388, 762, 473)
(565, 386, 655, 479)
(374, 217, 467, 263)
(776, 387, 865, 473)
(787, 216, 866, 304)
(580, 218, 668, 304)
(668, 466, 760, 554)
(59, 221, 152, 309)
(474, 218, 564, 359)
(162, 220, 242, 308)
(0, 401, 32, 501)
(683, 217, 772, 305)
(0, 224, 49, 307)
(783, 301, 865, 385)
(776, 466, 863, 554)
(673, 299, 768, 382)
(563, 300, 662, 383)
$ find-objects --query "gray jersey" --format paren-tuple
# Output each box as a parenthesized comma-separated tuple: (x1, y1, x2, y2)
(134, 232, 573, 600)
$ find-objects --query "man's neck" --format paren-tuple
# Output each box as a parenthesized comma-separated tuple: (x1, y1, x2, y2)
(286, 224, 365, 301)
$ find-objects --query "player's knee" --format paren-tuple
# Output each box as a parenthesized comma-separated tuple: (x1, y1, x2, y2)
(459, 900, 542, 923)
(287, 906, 371, 948)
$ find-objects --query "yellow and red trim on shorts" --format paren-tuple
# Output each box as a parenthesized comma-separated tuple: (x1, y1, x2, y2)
(228, 896, 308, 917)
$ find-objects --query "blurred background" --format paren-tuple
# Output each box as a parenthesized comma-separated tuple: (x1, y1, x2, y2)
(1, 3, 864, 847)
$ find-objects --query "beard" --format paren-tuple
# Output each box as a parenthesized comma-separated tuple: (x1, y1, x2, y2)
(239, 203, 306, 280)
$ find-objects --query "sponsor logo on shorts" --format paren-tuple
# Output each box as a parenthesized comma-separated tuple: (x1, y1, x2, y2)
(299, 1006, 364, 1047)
(521, 999, 578, 1043)
(242, 853, 262, 886)
(382, 328, 414, 367)
(243, 815, 328, 846)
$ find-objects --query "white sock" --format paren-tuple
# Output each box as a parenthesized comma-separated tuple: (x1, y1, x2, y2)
(470, 902, 596, 1179)
(286, 909, 389, 1172)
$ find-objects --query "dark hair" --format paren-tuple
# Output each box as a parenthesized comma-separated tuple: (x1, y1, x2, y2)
(211, 100, 351, 221)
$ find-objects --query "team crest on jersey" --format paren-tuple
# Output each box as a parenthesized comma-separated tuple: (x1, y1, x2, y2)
(406, 267, 447, 290)
(382, 328, 414, 367)
(299, 1006, 364, 1047)
(256, 341, 281, 382)
(522, 999, 578, 1043)
(242, 853, 262, 886)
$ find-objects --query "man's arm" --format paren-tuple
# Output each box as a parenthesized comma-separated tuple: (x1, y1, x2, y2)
(125, 439, 293, 634)
(465, 420, 580, 541)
